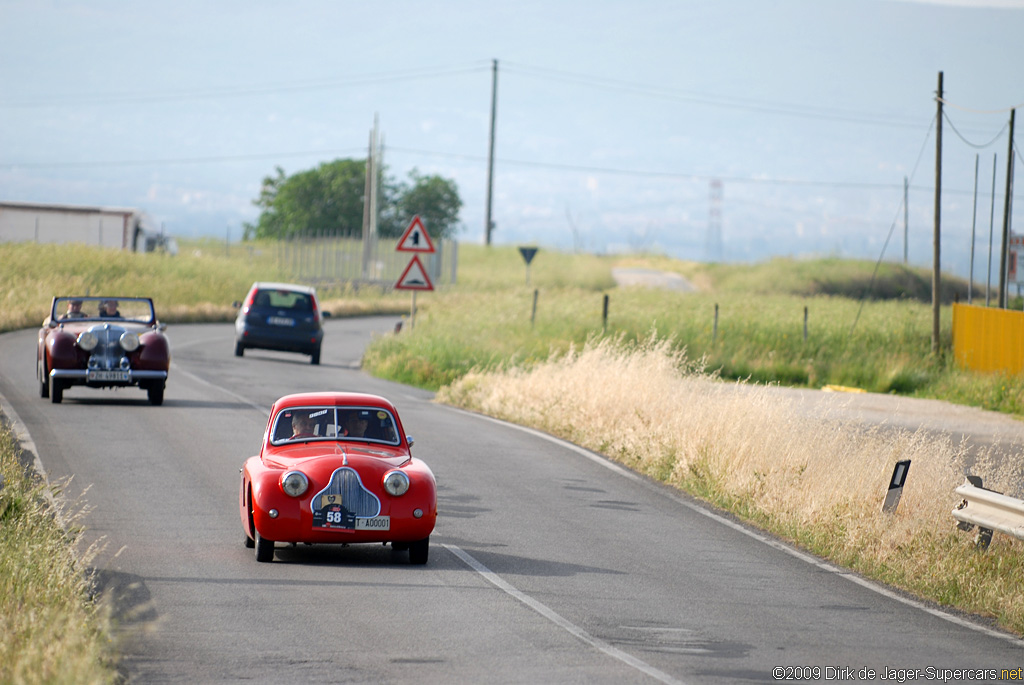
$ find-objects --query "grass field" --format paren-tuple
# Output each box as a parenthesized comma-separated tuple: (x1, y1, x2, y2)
(2, 238, 1024, 678)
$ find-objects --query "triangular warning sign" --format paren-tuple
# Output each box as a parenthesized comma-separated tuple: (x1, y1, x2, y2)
(396, 216, 436, 253)
(395, 255, 434, 291)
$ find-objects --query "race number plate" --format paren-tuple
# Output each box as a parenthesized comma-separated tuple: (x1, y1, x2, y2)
(355, 516, 390, 531)
(88, 370, 130, 382)
(267, 316, 295, 326)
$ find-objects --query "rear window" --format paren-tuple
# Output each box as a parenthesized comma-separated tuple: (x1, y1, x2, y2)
(254, 289, 312, 311)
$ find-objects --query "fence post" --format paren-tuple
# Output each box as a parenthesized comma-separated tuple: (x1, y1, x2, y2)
(803, 305, 809, 342)
(602, 294, 609, 333)
(713, 303, 719, 343)
(531, 289, 538, 328)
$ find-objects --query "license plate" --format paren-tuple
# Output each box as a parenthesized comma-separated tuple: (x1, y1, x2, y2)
(267, 316, 295, 326)
(88, 370, 129, 382)
(355, 516, 390, 530)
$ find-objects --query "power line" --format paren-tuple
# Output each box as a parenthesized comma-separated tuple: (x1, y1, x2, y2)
(0, 63, 492, 108)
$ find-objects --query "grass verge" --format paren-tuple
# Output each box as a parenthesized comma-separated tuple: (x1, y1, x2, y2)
(0, 423, 118, 684)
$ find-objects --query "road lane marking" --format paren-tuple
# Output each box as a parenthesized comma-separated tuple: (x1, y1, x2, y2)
(443, 543, 686, 685)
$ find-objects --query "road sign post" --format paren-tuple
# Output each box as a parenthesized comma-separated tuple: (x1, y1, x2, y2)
(518, 246, 538, 285)
(395, 216, 436, 328)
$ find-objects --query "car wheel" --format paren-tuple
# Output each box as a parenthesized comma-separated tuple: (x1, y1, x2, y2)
(234, 341, 245, 357)
(147, 383, 165, 406)
(38, 360, 49, 398)
(255, 529, 275, 562)
(49, 377, 63, 404)
(244, 532, 255, 549)
(409, 536, 429, 565)
(310, 346, 321, 365)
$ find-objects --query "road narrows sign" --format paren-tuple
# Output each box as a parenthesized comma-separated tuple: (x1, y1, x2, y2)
(396, 215, 436, 254)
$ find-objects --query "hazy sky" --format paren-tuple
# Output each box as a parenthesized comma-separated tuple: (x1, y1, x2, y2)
(2, 0, 1022, 279)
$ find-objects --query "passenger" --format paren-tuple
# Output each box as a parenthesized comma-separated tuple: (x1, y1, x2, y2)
(100, 299, 122, 318)
(342, 411, 368, 438)
(63, 299, 86, 319)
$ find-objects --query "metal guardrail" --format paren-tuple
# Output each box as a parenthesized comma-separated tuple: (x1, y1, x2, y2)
(952, 476, 1024, 549)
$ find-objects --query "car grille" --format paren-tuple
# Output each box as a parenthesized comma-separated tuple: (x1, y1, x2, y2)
(312, 467, 381, 517)
(88, 325, 130, 371)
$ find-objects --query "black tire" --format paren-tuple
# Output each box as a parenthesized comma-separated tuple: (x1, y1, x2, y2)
(244, 532, 255, 549)
(255, 529, 275, 562)
(310, 346, 321, 365)
(39, 360, 49, 398)
(409, 536, 429, 565)
(148, 383, 165, 406)
(234, 340, 245, 357)
(50, 377, 63, 404)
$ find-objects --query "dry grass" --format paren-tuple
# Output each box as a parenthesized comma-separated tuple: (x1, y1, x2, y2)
(437, 333, 1024, 634)
(0, 427, 117, 684)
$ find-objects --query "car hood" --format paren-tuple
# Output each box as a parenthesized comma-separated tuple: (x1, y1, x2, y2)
(263, 443, 411, 471)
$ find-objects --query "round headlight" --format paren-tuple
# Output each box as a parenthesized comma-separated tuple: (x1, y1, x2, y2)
(382, 470, 410, 497)
(77, 331, 98, 352)
(281, 471, 309, 498)
(119, 331, 140, 352)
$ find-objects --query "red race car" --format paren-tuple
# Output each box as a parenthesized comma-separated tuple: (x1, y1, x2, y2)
(240, 392, 437, 564)
(37, 296, 170, 405)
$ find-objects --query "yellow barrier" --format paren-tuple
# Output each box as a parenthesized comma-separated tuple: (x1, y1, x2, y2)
(952, 303, 1024, 374)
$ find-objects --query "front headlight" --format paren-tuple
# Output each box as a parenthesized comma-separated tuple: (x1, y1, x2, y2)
(120, 331, 140, 352)
(382, 470, 410, 496)
(281, 471, 309, 497)
(77, 331, 98, 351)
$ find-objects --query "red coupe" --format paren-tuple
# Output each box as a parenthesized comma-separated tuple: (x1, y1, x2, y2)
(240, 392, 437, 564)
(37, 296, 170, 405)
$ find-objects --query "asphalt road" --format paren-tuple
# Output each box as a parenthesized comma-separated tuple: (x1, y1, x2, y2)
(1, 317, 1022, 684)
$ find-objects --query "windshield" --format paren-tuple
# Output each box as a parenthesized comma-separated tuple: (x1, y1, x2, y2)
(271, 406, 399, 446)
(53, 297, 156, 324)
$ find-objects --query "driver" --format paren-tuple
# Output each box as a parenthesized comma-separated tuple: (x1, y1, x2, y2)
(290, 412, 317, 439)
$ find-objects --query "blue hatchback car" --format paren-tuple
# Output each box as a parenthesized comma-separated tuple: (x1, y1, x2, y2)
(234, 282, 329, 365)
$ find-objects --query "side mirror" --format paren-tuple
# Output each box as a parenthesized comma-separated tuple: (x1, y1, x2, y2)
(322, 311, 332, 319)
(406, 436, 415, 448)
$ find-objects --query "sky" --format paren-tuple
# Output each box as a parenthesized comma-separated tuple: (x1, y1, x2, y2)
(2, 0, 1023, 282)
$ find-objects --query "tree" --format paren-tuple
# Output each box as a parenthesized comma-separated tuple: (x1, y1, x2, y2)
(244, 160, 462, 242)
(381, 169, 463, 240)
(244, 159, 367, 240)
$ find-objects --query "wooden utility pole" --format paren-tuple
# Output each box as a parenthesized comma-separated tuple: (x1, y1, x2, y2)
(484, 59, 498, 246)
(999, 108, 1016, 308)
(932, 72, 942, 354)
(903, 176, 909, 264)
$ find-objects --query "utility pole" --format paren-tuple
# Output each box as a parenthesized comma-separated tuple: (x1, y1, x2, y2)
(987, 154, 997, 307)
(932, 71, 942, 355)
(969, 154, 979, 304)
(999, 108, 1016, 308)
(903, 176, 909, 264)
(484, 59, 498, 246)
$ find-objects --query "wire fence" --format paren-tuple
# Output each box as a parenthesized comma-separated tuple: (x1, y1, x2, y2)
(270, 233, 458, 290)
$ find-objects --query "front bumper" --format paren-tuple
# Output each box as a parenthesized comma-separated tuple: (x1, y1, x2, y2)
(50, 368, 168, 385)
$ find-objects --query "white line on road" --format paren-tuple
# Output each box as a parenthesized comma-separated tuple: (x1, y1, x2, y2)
(443, 543, 687, 685)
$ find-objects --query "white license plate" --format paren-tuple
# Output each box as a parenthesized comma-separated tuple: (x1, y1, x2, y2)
(88, 370, 130, 382)
(267, 316, 295, 326)
(355, 516, 390, 530)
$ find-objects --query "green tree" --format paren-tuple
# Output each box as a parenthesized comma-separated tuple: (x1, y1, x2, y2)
(244, 159, 367, 240)
(244, 160, 462, 242)
(381, 169, 463, 240)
